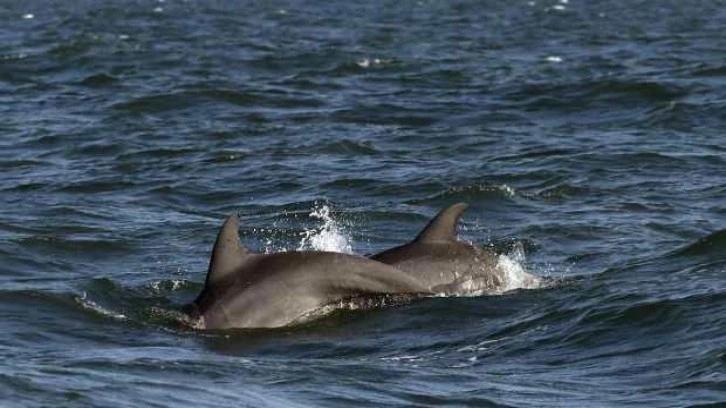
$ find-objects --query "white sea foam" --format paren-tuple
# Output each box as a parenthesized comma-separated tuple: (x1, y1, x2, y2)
(457, 337, 509, 352)
(356, 58, 391, 68)
(380, 355, 421, 362)
(75, 292, 127, 320)
(297, 204, 353, 254)
(500, 184, 517, 198)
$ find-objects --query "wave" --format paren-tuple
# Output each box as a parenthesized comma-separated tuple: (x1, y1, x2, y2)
(331, 103, 438, 127)
(670, 229, 726, 258)
(77, 72, 119, 87)
(406, 184, 518, 205)
(13, 234, 135, 254)
(111, 87, 326, 114)
(505, 79, 688, 109)
(308, 139, 380, 156)
(75, 291, 128, 321)
(59, 277, 199, 329)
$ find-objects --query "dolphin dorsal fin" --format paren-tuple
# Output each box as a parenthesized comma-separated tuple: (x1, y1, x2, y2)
(205, 213, 251, 286)
(414, 203, 469, 243)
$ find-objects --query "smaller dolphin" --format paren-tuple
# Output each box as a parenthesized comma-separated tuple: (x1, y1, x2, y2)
(186, 213, 431, 330)
(370, 203, 538, 294)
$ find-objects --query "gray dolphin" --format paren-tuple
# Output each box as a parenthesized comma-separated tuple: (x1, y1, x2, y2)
(186, 213, 432, 330)
(370, 203, 538, 294)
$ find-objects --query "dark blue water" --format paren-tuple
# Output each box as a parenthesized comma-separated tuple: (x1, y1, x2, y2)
(2, 0, 725, 406)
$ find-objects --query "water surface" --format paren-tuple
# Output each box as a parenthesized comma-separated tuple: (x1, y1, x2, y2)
(2, 0, 725, 406)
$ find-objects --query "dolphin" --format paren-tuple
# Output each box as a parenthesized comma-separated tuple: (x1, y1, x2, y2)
(185, 213, 432, 330)
(370, 203, 539, 294)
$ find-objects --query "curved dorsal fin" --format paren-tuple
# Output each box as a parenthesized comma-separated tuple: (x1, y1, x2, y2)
(205, 213, 251, 286)
(414, 203, 469, 243)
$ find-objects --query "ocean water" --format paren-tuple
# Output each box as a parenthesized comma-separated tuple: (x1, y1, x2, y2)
(2, 0, 725, 406)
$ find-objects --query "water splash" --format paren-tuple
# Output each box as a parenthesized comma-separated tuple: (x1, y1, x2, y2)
(148, 279, 187, 293)
(495, 242, 542, 292)
(432, 242, 543, 297)
(297, 204, 353, 254)
(262, 225, 284, 254)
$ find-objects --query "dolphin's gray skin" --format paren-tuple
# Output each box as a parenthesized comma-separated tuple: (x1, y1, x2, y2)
(186, 213, 432, 330)
(370, 203, 538, 294)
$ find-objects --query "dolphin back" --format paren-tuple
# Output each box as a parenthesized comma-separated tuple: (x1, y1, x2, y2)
(189, 213, 432, 330)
